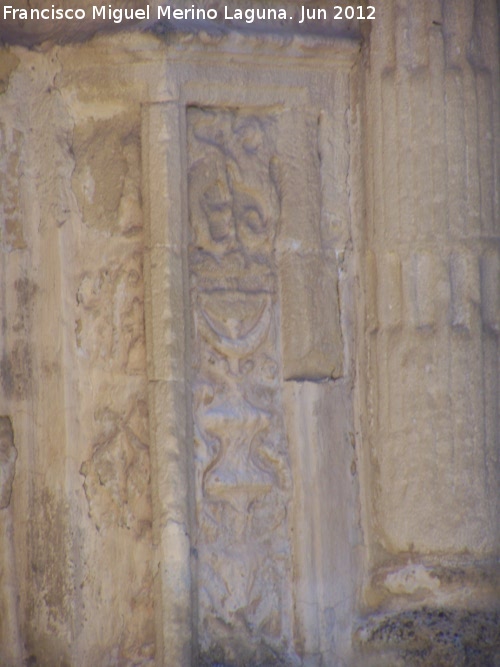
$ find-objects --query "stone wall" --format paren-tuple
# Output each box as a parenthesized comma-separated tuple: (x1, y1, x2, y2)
(0, 1, 498, 666)
(0, 37, 155, 666)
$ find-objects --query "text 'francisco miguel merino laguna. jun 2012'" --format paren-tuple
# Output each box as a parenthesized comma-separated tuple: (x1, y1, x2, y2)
(2, 4, 376, 24)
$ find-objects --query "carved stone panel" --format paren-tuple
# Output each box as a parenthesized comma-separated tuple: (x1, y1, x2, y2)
(187, 107, 293, 662)
(142, 38, 360, 666)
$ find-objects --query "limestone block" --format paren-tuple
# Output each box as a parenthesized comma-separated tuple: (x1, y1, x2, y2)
(0, 49, 19, 94)
(365, 250, 378, 333)
(142, 36, 359, 665)
(0, 509, 22, 666)
(279, 251, 344, 380)
(0, 1, 365, 46)
(275, 108, 322, 254)
(318, 95, 351, 250)
(144, 246, 186, 382)
(408, 252, 442, 329)
(147, 380, 192, 667)
(0, 274, 37, 404)
(0, 419, 17, 664)
(142, 102, 184, 250)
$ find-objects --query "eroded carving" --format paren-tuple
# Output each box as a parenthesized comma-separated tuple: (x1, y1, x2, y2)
(75, 249, 146, 373)
(80, 399, 151, 537)
(0, 125, 25, 251)
(188, 107, 292, 659)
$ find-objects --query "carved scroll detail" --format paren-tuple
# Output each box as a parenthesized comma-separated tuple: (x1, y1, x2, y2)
(187, 107, 292, 659)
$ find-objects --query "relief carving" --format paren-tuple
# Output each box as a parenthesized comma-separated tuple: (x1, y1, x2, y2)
(187, 107, 292, 659)
(0, 125, 25, 251)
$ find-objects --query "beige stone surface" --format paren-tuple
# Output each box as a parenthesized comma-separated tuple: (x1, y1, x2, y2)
(0, 1, 498, 665)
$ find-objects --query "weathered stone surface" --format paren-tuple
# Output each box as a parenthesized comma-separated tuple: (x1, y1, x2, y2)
(72, 114, 142, 236)
(0, 39, 155, 666)
(360, 0, 499, 561)
(0, 0, 364, 46)
(0, 1, 498, 665)
(355, 1, 500, 662)
(75, 249, 146, 371)
(280, 252, 343, 380)
(0, 416, 16, 509)
(142, 34, 359, 666)
(356, 607, 500, 667)
(0, 50, 20, 94)
(80, 399, 151, 535)
(189, 105, 294, 661)
(0, 125, 26, 251)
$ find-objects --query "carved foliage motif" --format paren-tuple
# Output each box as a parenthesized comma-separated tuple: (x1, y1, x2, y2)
(187, 107, 292, 657)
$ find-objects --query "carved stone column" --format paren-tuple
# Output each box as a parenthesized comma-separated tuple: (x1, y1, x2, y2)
(357, 0, 500, 663)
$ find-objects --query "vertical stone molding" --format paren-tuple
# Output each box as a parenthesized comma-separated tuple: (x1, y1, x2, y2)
(1, 3, 497, 665)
